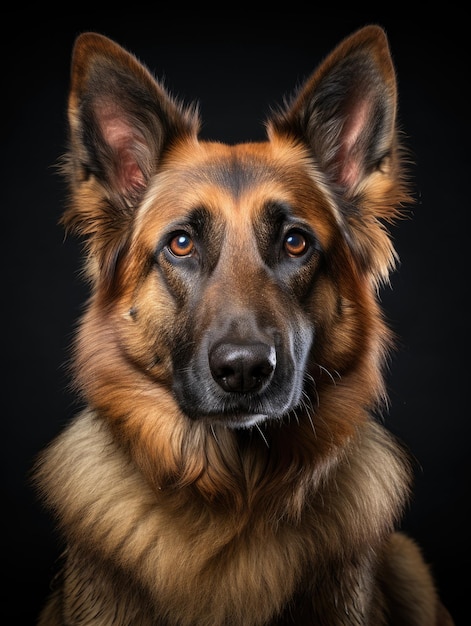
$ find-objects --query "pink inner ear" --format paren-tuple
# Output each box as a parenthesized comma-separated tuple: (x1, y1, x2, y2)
(337, 97, 372, 189)
(338, 157, 361, 189)
(115, 143, 146, 194)
(96, 102, 146, 195)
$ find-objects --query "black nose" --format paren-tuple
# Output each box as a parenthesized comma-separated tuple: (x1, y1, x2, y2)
(209, 341, 276, 393)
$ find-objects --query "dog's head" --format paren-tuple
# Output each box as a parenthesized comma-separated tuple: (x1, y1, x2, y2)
(60, 27, 410, 494)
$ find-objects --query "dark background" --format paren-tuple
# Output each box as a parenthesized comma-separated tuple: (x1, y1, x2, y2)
(5, 9, 468, 625)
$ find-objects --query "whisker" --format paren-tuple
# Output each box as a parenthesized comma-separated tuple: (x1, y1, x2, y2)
(306, 410, 316, 435)
(210, 424, 220, 446)
(317, 364, 340, 385)
(255, 424, 270, 448)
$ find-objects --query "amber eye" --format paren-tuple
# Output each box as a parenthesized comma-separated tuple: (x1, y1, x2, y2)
(284, 230, 308, 257)
(168, 232, 194, 257)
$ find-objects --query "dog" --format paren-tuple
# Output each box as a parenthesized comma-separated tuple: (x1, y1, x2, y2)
(34, 25, 454, 625)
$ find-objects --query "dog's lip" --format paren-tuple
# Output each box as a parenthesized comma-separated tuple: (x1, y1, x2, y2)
(209, 413, 271, 429)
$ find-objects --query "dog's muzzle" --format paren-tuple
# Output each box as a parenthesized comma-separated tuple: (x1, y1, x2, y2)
(171, 315, 312, 428)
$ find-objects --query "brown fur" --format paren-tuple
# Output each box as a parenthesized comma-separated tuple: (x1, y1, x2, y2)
(34, 26, 454, 625)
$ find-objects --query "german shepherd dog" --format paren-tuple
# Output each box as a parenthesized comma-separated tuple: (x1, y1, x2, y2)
(34, 26, 454, 625)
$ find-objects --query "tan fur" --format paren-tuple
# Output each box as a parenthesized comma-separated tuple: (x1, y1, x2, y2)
(34, 26, 454, 625)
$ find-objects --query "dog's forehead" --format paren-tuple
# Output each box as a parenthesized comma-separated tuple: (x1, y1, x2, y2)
(137, 139, 337, 243)
(162, 139, 310, 190)
(179, 145, 276, 193)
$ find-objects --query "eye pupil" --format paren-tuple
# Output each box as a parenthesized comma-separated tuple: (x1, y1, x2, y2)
(176, 235, 189, 248)
(169, 233, 194, 257)
(284, 231, 307, 257)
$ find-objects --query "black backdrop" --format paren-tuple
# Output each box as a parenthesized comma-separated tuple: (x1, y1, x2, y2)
(5, 9, 468, 625)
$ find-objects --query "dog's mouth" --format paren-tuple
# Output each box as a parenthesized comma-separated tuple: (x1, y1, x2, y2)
(172, 377, 292, 425)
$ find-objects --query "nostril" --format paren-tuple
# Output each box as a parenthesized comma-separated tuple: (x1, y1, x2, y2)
(209, 342, 276, 393)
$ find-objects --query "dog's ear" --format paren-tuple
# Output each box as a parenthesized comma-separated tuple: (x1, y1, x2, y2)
(66, 32, 199, 202)
(63, 32, 199, 221)
(267, 25, 410, 283)
(267, 25, 400, 197)
(61, 32, 200, 283)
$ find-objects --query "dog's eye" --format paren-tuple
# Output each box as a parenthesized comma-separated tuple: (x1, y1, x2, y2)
(168, 232, 194, 257)
(283, 230, 308, 257)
